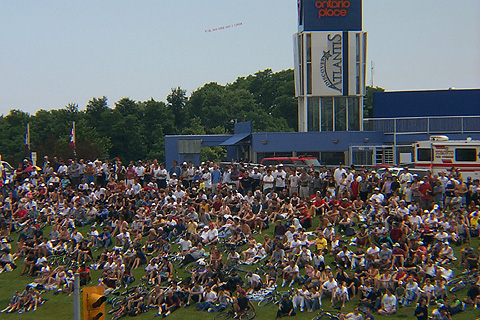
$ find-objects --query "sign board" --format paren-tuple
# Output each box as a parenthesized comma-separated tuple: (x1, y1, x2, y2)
(178, 140, 202, 154)
(298, 0, 362, 32)
(294, 31, 366, 97)
(434, 146, 454, 160)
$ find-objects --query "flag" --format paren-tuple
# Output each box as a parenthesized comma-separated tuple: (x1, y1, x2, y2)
(25, 123, 30, 151)
(70, 121, 76, 149)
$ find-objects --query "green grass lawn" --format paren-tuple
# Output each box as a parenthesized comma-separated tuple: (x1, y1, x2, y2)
(1, 216, 480, 320)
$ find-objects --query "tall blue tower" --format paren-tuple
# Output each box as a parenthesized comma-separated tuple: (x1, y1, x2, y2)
(294, 0, 367, 132)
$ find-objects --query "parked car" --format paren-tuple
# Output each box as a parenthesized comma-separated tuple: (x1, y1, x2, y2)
(260, 156, 322, 170)
(375, 166, 431, 178)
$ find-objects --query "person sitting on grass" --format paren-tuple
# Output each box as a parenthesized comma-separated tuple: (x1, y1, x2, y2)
(186, 282, 204, 306)
(276, 293, 295, 318)
(0, 291, 21, 313)
(233, 289, 255, 318)
(448, 293, 465, 315)
(282, 260, 299, 287)
(158, 290, 180, 317)
(463, 282, 480, 308)
(146, 285, 164, 309)
(246, 271, 263, 293)
(196, 285, 217, 311)
(207, 289, 231, 312)
(378, 288, 397, 315)
(332, 281, 349, 309)
(342, 307, 364, 320)
(0, 247, 16, 272)
(126, 286, 145, 316)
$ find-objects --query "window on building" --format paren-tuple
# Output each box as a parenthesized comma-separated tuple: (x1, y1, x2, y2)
(321, 97, 333, 131)
(299, 34, 304, 96)
(417, 148, 433, 162)
(306, 33, 312, 62)
(307, 97, 319, 131)
(334, 97, 346, 131)
(306, 63, 312, 95)
(320, 151, 345, 165)
(348, 97, 360, 131)
(455, 148, 477, 162)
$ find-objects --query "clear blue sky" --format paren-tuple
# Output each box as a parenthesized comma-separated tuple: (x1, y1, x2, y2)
(1, 0, 479, 114)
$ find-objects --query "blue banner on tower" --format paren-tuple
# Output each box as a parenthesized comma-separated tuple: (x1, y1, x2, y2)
(298, 0, 362, 32)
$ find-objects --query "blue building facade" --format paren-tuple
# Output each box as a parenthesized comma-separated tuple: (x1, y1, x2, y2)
(373, 89, 480, 118)
(165, 89, 480, 167)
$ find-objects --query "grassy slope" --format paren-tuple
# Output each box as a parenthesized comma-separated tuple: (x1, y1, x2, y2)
(1, 215, 480, 320)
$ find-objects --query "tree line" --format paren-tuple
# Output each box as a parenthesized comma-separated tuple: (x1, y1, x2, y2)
(0, 68, 382, 167)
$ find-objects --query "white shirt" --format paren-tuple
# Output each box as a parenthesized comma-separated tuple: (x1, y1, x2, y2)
(334, 167, 347, 185)
(135, 166, 145, 177)
(323, 279, 338, 292)
(381, 294, 397, 309)
(274, 170, 287, 188)
(179, 239, 192, 252)
(203, 290, 217, 302)
(289, 174, 299, 188)
(263, 174, 275, 190)
(247, 273, 261, 284)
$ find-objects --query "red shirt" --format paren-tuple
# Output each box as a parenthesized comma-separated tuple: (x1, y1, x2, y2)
(14, 208, 28, 220)
(126, 168, 137, 180)
(419, 182, 432, 200)
(350, 180, 359, 197)
(390, 228, 403, 242)
(313, 198, 325, 207)
(212, 201, 222, 212)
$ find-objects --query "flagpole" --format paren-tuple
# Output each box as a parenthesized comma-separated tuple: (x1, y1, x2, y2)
(71, 121, 76, 157)
(25, 123, 31, 154)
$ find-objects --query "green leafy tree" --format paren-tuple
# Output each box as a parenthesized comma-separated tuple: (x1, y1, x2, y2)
(364, 86, 385, 118)
(0, 110, 30, 165)
(167, 87, 188, 130)
(180, 117, 206, 135)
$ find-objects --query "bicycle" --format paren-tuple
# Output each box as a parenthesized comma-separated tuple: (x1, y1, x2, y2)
(214, 309, 256, 320)
(258, 290, 293, 307)
(447, 270, 480, 293)
(46, 253, 74, 268)
(165, 253, 184, 267)
(184, 257, 208, 274)
(311, 309, 341, 320)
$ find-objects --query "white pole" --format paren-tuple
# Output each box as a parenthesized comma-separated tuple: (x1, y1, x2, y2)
(73, 273, 80, 320)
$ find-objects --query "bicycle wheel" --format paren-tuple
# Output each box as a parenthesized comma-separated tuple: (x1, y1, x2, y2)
(311, 311, 326, 320)
(185, 264, 200, 274)
(234, 266, 251, 274)
(447, 278, 464, 286)
(111, 312, 125, 320)
(47, 255, 59, 268)
(111, 298, 125, 309)
(258, 296, 274, 307)
(214, 310, 233, 320)
(450, 281, 467, 293)
(61, 256, 71, 266)
(239, 310, 256, 320)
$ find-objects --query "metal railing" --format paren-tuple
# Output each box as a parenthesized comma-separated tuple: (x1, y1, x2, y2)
(363, 115, 480, 135)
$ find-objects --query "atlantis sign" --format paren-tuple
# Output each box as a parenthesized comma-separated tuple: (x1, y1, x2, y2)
(320, 34, 343, 92)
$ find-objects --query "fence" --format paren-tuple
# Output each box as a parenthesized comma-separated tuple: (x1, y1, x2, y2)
(363, 116, 480, 135)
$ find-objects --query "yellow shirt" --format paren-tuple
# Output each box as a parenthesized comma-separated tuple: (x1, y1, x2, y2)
(471, 216, 479, 229)
(315, 237, 328, 251)
(187, 221, 198, 234)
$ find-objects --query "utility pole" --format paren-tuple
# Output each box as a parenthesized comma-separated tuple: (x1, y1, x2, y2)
(74, 273, 80, 320)
(371, 61, 375, 87)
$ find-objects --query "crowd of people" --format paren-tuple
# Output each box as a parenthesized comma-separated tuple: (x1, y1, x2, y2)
(1, 156, 480, 319)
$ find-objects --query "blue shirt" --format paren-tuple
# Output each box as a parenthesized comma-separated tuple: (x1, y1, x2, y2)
(211, 169, 222, 184)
